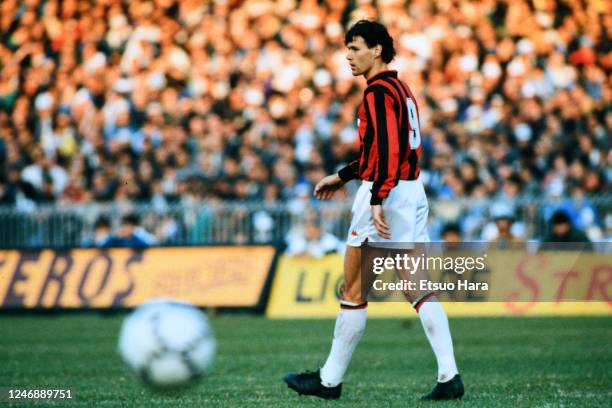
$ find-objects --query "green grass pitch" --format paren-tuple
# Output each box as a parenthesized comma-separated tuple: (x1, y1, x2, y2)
(1, 314, 610, 407)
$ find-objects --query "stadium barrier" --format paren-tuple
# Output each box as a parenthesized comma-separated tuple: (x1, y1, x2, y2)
(0, 201, 352, 249)
(0, 196, 609, 248)
(0, 246, 275, 309)
(266, 252, 611, 318)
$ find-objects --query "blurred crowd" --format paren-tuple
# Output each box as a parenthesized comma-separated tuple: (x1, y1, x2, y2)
(0, 0, 610, 244)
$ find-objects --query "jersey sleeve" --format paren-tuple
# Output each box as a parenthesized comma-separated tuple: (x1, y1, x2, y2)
(365, 88, 400, 205)
(338, 160, 360, 182)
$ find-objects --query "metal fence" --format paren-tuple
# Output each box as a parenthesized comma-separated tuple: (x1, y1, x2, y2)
(0, 195, 609, 249)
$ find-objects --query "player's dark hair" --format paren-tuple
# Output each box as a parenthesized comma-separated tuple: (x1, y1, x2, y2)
(345, 20, 396, 63)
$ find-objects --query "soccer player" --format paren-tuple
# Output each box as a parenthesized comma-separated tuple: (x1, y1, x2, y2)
(283, 20, 464, 401)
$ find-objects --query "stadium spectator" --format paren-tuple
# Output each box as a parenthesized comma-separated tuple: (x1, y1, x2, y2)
(0, 0, 609, 243)
(285, 215, 344, 258)
(482, 202, 525, 247)
(441, 223, 462, 243)
(543, 210, 591, 245)
(101, 214, 158, 248)
(85, 215, 113, 248)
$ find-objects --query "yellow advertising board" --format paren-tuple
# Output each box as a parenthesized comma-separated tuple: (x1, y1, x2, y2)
(0, 246, 275, 308)
(266, 252, 611, 318)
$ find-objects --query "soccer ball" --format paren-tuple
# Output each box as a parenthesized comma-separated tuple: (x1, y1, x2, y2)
(118, 299, 216, 388)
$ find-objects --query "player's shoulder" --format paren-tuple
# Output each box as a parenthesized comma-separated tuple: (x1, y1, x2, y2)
(364, 80, 396, 99)
(364, 74, 409, 100)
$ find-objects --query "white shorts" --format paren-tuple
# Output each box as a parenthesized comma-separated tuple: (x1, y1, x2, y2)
(346, 179, 430, 247)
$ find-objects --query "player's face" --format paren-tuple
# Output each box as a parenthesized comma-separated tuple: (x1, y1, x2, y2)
(346, 36, 379, 77)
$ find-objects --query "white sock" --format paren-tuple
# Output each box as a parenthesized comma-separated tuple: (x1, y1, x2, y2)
(320, 307, 367, 387)
(418, 301, 459, 382)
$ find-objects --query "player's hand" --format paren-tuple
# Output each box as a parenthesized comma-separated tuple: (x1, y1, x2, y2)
(371, 205, 391, 239)
(314, 174, 344, 200)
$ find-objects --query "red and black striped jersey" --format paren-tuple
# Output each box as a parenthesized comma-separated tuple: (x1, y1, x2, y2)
(338, 70, 423, 205)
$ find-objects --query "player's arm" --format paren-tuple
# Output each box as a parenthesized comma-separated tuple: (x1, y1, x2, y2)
(366, 88, 401, 206)
(366, 87, 400, 238)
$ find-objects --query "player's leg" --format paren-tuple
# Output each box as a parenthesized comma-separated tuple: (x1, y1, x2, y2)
(319, 182, 377, 389)
(284, 183, 372, 400)
(380, 180, 462, 399)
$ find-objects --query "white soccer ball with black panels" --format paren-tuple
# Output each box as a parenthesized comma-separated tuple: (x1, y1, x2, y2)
(118, 299, 216, 388)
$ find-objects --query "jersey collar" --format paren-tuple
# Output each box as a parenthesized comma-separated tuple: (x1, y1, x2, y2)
(366, 70, 398, 85)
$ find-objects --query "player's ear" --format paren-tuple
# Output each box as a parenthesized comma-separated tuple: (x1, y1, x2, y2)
(374, 44, 382, 59)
